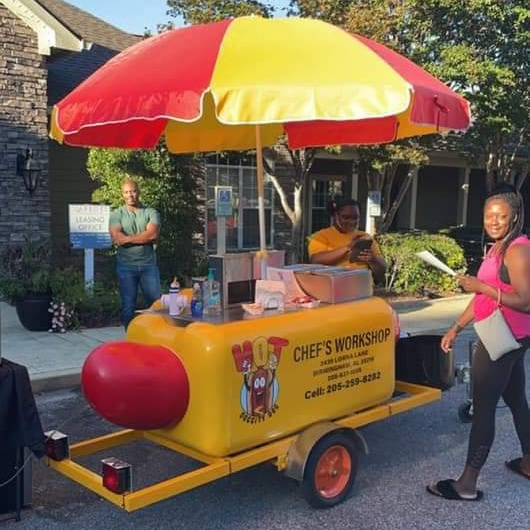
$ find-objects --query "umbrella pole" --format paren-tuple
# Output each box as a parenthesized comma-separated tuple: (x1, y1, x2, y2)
(255, 125, 268, 279)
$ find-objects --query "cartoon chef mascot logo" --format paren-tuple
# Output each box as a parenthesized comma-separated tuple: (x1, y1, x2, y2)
(231, 336, 288, 422)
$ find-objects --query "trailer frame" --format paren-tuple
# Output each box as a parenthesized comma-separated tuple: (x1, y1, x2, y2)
(46, 381, 440, 512)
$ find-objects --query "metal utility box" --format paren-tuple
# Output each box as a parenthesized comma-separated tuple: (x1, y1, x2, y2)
(293, 267, 372, 303)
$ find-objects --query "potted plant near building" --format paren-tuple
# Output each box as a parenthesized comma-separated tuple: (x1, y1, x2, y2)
(0, 238, 53, 331)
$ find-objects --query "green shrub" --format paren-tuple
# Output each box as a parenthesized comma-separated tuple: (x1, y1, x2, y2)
(87, 144, 204, 282)
(440, 225, 484, 275)
(49, 267, 86, 306)
(49, 267, 121, 328)
(76, 283, 121, 328)
(0, 238, 52, 302)
(0, 241, 121, 328)
(378, 231, 466, 296)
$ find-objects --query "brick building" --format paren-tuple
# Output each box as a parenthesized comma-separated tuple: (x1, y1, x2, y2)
(0, 0, 138, 257)
(1, 0, 527, 267)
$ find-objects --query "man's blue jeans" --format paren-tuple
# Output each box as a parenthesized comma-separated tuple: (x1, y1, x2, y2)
(117, 262, 161, 329)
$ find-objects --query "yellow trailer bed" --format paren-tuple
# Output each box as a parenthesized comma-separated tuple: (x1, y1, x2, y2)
(47, 382, 439, 511)
(46, 297, 443, 510)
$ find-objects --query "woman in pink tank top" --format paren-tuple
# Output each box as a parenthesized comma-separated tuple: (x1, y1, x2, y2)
(428, 184, 530, 501)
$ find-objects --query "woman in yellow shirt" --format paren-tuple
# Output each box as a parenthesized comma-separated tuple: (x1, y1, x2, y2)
(308, 198, 387, 283)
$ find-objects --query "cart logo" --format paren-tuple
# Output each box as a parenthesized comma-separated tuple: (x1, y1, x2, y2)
(231, 336, 289, 422)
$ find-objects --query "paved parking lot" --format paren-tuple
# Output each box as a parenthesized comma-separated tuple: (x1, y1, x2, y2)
(5, 327, 529, 530)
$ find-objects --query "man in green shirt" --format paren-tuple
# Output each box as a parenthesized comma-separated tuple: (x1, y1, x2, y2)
(109, 179, 161, 328)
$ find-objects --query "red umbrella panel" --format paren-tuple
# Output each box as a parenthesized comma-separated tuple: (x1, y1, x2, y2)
(50, 16, 471, 254)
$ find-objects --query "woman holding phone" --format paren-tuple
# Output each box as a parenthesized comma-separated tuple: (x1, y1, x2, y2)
(308, 198, 387, 283)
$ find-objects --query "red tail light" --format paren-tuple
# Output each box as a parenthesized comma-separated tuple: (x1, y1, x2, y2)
(101, 457, 132, 494)
(44, 430, 70, 461)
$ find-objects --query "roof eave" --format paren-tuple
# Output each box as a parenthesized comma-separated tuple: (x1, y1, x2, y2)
(2, 0, 91, 55)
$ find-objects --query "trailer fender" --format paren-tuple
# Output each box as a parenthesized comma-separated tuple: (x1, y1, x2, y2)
(284, 422, 368, 482)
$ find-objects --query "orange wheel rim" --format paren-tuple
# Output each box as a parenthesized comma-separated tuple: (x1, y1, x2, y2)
(314, 445, 352, 499)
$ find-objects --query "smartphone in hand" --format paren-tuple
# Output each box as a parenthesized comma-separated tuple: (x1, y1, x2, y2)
(349, 238, 372, 262)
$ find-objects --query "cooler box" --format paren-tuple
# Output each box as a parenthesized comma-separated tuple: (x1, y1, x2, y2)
(395, 335, 454, 391)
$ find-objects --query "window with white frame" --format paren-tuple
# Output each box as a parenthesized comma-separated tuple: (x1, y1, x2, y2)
(205, 153, 275, 251)
(310, 177, 345, 233)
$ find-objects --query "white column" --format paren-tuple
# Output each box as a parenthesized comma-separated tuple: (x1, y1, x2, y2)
(350, 164, 359, 200)
(457, 167, 470, 226)
(84, 248, 94, 292)
(216, 217, 226, 255)
(409, 170, 419, 229)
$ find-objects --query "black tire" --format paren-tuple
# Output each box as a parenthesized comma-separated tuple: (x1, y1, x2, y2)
(301, 431, 359, 509)
(458, 401, 474, 423)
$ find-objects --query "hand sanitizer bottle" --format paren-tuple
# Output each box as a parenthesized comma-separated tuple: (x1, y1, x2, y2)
(168, 277, 181, 317)
(191, 282, 203, 318)
(204, 268, 221, 316)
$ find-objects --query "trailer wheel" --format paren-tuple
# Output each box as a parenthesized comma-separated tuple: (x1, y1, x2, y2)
(301, 432, 358, 508)
(458, 401, 474, 423)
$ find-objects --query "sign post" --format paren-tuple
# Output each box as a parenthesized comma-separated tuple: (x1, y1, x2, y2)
(365, 190, 382, 236)
(68, 204, 112, 291)
(214, 186, 233, 256)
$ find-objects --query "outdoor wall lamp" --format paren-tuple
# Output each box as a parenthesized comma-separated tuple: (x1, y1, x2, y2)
(16, 148, 41, 195)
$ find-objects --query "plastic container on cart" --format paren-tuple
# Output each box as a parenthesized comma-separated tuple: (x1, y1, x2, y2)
(203, 268, 221, 316)
(168, 278, 181, 316)
(190, 283, 203, 318)
(395, 335, 454, 391)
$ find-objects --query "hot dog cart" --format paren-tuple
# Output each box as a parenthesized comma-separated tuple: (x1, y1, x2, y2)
(45, 263, 450, 511)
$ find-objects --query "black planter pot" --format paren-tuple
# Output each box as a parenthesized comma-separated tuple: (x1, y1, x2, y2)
(15, 294, 52, 332)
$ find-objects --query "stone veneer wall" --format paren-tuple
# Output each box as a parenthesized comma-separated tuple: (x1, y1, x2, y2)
(0, 5, 50, 256)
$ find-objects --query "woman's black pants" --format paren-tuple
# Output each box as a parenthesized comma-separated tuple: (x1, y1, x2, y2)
(467, 338, 530, 470)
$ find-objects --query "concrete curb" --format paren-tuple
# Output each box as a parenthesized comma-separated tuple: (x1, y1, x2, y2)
(389, 293, 472, 312)
(27, 328, 452, 393)
(18, 294, 471, 393)
(31, 371, 81, 394)
(404, 328, 447, 337)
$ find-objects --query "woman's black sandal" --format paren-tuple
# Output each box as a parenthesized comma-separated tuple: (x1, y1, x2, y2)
(505, 458, 530, 480)
(426, 479, 483, 501)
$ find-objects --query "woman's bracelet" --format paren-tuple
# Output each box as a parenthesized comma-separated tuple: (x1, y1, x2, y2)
(453, 321, 465, 334)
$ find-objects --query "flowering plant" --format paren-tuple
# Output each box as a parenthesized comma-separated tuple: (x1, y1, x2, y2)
(48, 300, 76, 333)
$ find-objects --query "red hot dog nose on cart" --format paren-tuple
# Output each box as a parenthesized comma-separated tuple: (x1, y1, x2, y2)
(82, 342, 189, 430)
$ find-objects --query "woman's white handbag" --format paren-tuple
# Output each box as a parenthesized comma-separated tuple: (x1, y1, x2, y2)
(474, 289, 520, 361)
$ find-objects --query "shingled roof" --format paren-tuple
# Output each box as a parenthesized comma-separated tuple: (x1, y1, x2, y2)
(39, 0, 143, 104)
(37, 0, 141, 50)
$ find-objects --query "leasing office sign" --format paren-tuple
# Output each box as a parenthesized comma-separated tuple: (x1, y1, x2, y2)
(68, 204, 111, 249)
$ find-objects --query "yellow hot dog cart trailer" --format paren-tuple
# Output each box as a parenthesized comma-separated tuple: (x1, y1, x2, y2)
(45, 285, 450, 512)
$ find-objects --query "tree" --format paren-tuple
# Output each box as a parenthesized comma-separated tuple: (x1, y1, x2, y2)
(288, 0, 353, 25)
(87, 144, 204, 282)
(402, 0, 529, 193)
(343, 1, 529, 222)
(166, 0, 273, 25)
(356, 143, 428, 232)
(164, 0, 319, 263)
(262, 144, 316, 263)
(342, 1, 433, 232)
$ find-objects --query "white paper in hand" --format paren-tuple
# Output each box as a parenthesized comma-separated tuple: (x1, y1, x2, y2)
(416, 250, 457, 276)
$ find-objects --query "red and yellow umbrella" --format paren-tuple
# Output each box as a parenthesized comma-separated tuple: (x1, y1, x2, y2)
(50, 16, 471, 255)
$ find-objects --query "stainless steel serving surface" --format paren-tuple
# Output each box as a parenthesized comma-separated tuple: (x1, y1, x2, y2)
(144, 302, 343, 327)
